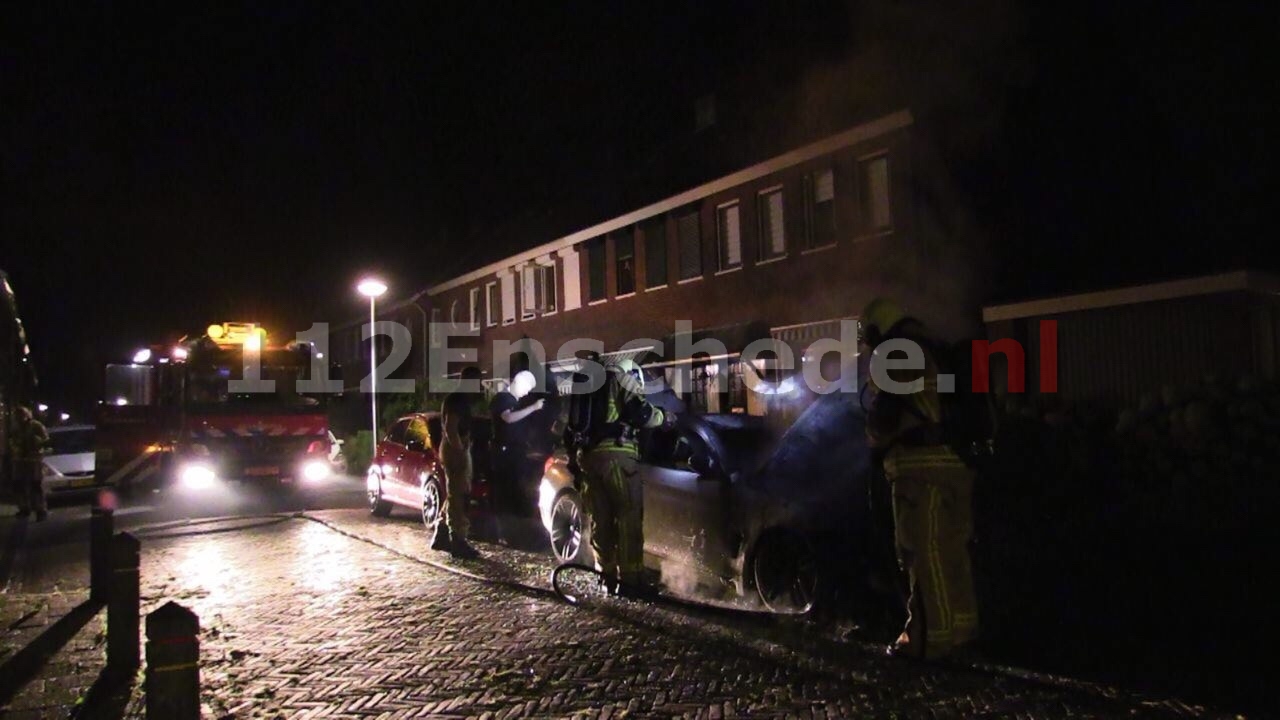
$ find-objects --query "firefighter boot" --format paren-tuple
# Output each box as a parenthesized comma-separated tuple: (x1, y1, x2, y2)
(431, 524, 453, 552)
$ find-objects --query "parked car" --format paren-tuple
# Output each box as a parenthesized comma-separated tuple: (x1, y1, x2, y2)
(538, 395, 875, 615)
(43, 424, 101, 493)
(366, 412, 496, 542)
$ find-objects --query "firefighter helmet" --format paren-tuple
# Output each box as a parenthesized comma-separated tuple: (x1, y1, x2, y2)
(859, 297, 910, 348)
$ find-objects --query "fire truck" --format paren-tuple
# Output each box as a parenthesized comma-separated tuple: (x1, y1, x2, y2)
(95, 322, 338, 494)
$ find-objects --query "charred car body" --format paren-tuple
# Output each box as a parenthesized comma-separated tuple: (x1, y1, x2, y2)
(539, 393, 875, 614)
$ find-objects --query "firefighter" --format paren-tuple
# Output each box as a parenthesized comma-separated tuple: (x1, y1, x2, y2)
(437, 366, 483, 558)
(10, 405, 49, 521)
(578, 357, 671, 597)
(859, 297, 979, 659)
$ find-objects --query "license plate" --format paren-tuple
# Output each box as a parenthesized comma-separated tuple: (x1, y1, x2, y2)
(245, 466, 279, 477)
(70, 476, 98, 488)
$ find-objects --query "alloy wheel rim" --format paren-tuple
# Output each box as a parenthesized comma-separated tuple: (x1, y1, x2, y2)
(550, 495, 582, 562)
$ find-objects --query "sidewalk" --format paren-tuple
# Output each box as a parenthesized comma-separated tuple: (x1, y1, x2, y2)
(0, 589, 104, 719)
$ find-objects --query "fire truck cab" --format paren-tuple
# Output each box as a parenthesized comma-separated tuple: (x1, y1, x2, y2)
(96, 322, 339, 494)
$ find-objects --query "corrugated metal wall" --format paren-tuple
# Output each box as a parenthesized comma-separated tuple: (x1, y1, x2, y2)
(987, 291, 1280, 411)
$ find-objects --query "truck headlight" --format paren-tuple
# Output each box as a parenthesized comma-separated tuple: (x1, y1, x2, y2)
(180, 463, 216, 489)
(302, 460, 330, 482)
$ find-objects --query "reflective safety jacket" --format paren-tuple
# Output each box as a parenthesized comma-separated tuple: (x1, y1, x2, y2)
(587, 369, 665, 454)
(864, 320, 944, 451)
(10, 419, 49, 462)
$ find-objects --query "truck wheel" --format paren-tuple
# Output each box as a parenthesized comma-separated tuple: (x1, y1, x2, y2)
(367, 472, 392, 517)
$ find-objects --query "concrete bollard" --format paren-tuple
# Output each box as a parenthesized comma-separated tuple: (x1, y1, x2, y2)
(90, 505, 114, 603)
(107, 532, 141, 675)
(145, 601, 200, 720)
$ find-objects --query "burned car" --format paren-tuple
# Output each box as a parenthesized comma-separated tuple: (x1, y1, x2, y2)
(537, 394, 875, 614)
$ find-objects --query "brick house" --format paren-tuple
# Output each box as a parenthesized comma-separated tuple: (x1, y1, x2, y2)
(331, 108, 990, 422)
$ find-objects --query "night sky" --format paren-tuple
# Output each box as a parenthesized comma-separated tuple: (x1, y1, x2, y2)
(3, 1, 1273, 415)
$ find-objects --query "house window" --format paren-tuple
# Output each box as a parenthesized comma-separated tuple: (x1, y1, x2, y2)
(859, 154, 891, 231)
(615, 230, 635, 296)
(538, 262, 557, 313)
(716, 202, 741, 271)
(644, 217, 667, 289)
(485, 281, 499, 327)
(757, 187, 785, 261)
(804, 168, 836, 249)
(501, 272, 516, 325)
(586, 237, 607, 302)
(521, 265, 537, 320)
(677, 211, 702, 280)
(469, 287, 480, 331)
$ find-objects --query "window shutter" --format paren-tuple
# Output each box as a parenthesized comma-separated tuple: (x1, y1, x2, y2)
(560, 249, 581, 310)
(718, 204, 740, 268)
(521, 265, 537, 318)
(501, 272, 516, 324)
(815, 169, 834, 203)
(678, 212, 701, 279)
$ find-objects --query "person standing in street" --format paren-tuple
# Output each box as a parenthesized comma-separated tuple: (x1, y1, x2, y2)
(576, 358, 670, 597)
(436, 366, 483, 558)
(10, 405, 49, 521)
(489, 370, 544, 541)
(859, 297, 979, 660)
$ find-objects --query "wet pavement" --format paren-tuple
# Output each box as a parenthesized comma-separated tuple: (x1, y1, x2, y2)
(0, 478, 1242, 718)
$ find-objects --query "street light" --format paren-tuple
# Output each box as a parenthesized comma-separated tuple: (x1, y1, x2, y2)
(357, 278, 388, 442)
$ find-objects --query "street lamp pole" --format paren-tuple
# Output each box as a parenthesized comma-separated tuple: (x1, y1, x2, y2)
(357, 278, 389, 443)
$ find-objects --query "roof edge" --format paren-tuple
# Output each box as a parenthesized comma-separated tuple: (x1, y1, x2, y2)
(428, 109, 914, 296)
(982, 270, 1280, 322)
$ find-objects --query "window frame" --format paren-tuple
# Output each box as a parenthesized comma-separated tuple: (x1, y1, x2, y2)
(538, 262, 558, 315)
(586, 237, 608, 303)
(485, 281, 499, 328)
(756, 185, 787, 263)
(676, 209, 702, 282)
(643, 216, 668, 291)
(803, 167, 837, 252)
(857, 151, 893, 236)
(469, 287, 481, 331)
(614, 229, 636, 298)
(715, 200, 742, 273)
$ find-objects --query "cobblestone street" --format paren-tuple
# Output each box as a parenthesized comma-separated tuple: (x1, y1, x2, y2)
(118, 510, 1222, 718)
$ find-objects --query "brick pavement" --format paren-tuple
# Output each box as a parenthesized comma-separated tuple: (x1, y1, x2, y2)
(0, 589, 105, 719)
(118, 512, 1228, 719)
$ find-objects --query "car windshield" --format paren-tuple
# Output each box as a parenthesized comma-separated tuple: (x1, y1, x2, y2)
(49, 428, 94, 454)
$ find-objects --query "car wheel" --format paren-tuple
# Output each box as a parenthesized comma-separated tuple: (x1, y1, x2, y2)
(421, 476, 444, 544)
(549, 490, 592, 565)
(367, 472, 392, 517)
(752, 530, 820, 615)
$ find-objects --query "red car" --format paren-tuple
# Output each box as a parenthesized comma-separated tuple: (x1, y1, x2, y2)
(365, 412, 496, 542)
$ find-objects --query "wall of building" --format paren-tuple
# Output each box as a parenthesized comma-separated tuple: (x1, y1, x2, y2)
(431, 112, 988, 392)
(984, 291, 1280, 411)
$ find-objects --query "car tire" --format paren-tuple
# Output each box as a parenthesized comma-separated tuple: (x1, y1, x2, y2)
(751, 529, 821, 615)
(549, 490, 592, 566)
(421, 476, 444, 545)
(367, 472, 392, 517)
